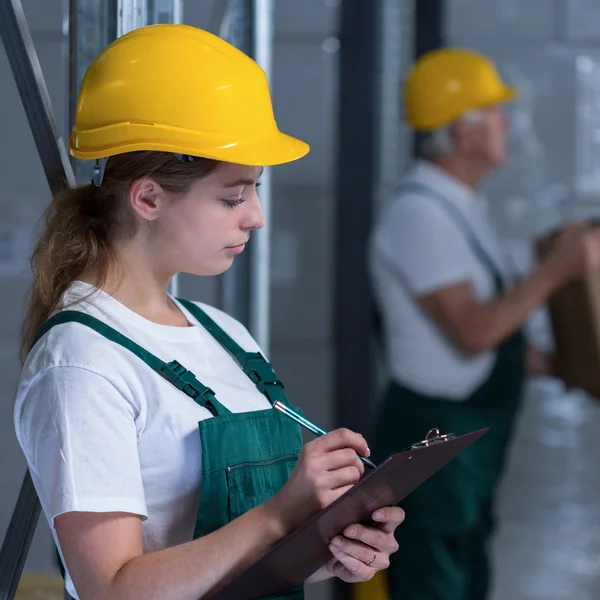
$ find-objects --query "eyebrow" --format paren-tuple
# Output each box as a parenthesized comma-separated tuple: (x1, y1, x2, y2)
(223, 168, 264, 188)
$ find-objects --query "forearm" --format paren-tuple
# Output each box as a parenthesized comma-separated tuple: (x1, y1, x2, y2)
(466, 261, 564, 352)
(108, 502, 286, 600)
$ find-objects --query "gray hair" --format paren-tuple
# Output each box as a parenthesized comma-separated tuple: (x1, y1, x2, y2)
(415, 109, 485, 160)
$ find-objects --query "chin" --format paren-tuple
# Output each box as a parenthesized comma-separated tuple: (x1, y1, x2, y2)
(186, 258, 235, 278)
(489, 152, 506, 169)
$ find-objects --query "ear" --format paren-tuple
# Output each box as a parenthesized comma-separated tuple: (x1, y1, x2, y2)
(451, 121, 468, 153)
(129, 178, 164, 221)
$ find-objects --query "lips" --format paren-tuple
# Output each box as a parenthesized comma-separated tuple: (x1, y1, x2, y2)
(225, 241, 248, 255)
(226, 239, 249, 249)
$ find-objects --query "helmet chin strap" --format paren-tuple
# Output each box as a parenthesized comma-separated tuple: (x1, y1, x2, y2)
(92, 157, 108, 187)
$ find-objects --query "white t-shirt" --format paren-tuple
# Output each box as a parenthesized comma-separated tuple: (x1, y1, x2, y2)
(13, 281, 272, 599)
(369, 161, 516, 399)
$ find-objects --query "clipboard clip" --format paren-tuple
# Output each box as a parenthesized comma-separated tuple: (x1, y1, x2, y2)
(409, 428, 455, 450)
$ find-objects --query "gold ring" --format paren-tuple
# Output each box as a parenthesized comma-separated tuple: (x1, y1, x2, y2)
(366, 552, 377, 566)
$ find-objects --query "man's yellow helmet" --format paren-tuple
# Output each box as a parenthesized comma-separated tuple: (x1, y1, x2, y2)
(404, 47, 518, 131)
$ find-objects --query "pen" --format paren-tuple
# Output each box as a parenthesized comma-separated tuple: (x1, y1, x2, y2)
(273, 400, 377, 469)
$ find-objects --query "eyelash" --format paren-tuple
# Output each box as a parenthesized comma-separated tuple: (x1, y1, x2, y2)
(222, 181, 262, 209)
(222, 198, 245, 208)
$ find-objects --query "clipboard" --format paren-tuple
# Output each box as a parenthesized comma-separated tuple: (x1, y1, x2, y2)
(207, 427, 488, 600)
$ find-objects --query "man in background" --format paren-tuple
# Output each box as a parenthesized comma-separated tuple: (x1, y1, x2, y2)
(369, 47, 600, 600)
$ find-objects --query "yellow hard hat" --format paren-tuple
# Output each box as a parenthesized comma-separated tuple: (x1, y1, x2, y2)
(351, 571, 390, 600)
(69, 24, 309, 166)
(403, 47, 518, 131)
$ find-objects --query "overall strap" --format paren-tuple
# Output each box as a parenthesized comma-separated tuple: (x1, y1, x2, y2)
(177, 299, 291, 408)
(399, 182, 506, 292)
(31, 311, 228, 416)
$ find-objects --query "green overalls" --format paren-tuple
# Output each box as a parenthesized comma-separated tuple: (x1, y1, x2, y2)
(34, 299, 305, 600)
(374, 185, 526, 600)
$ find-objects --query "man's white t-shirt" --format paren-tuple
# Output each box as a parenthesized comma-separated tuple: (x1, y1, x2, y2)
(13, 281, 272, 599)
(369, 160, 516, 399)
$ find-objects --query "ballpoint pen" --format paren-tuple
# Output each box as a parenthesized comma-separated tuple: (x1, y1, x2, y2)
(273, 400, 377, 469)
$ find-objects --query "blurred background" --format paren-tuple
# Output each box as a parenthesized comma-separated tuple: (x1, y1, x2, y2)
(3, 1, 600, 599)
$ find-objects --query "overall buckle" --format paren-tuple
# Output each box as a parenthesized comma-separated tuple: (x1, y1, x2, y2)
(161, 360, 215, 402)
(242, 352, 284, 394)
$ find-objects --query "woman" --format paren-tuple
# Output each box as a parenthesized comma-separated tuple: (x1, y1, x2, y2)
(13, 24, 403, 600)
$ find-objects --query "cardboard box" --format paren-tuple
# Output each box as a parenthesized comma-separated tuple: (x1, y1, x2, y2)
(536, 231, 600, 397)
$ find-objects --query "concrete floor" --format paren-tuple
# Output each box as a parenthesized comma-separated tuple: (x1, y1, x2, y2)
(491, 378, 600, 600)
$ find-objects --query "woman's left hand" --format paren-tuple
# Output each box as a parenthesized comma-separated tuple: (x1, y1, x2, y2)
(325, 506, 405, 583)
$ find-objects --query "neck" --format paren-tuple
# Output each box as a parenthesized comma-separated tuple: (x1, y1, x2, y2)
(87, 238, 188, 327)
(429, 155, 490, 190)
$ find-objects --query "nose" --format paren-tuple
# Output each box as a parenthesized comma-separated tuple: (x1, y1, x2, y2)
(242, 192, 265, 231)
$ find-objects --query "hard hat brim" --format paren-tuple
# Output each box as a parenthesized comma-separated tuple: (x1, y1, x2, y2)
(69, 126, 310, 167)
(499, 85, 519, 103)
(408, 84, 520, 131)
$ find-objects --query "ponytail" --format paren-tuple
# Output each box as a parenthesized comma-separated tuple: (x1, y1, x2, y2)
(20, 182, 127, 361)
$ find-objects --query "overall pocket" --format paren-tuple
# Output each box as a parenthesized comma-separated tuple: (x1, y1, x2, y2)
(226, 453, 299, 521)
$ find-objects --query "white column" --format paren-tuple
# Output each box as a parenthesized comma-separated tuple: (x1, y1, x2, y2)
(250, 0, 274, 353)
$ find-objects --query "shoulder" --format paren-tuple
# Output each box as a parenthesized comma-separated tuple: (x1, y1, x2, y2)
(15, 317, 143, 458)
(18, 310, 144, 423)
(24, 311, 126, 374)
(372, 184, 467, 259)
(383, 184, 460, 229)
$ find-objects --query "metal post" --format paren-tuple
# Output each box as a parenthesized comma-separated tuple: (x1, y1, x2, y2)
(415, 0, 444, 59)
(67, 0, 78, 168)
(117, 0, 147, 36)
(334, 0, 382, 439)
(68, 0, 118, 183)
(249, 0, 273, 354)
(412, 0, 445, 158)
(334, 3, 382, 596)
(0, 473, 41, 600)
(0, 1, 76, 596)
(215, 0, 253, 326)
(172, 0, 183, 24)
(214, 0, 273, 351)
(161, 0, 183, 297)
(0, 0, 76, 195)
(209, 0, 235, 37)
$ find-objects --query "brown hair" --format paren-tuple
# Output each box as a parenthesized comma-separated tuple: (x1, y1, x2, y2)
(21, 151, 218, 361)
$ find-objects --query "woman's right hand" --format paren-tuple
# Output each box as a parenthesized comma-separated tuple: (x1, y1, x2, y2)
(267, 428, 370, 534)
(546, 222, 600, 284)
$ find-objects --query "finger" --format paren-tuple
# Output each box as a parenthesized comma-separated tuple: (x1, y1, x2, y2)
(343, 524, 398, 553)
(314, 485, 357, 512)
(315, 428, 370, 458)
(316, 447, 365, 474)
(327, 557, 363, 583)
(371, 506, 405, 533)
(327, 554, 370, 583)
(329, 544, 382, 579)
(327, 484, 354, 502)
(330, 536, 390, 569)
(324, 465, 362, 490)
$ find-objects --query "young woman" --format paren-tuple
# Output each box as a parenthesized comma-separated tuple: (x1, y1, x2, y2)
(13, 24, 404, 600)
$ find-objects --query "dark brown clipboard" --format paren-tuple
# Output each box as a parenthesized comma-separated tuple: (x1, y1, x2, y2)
(207, 427, 488, 600)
